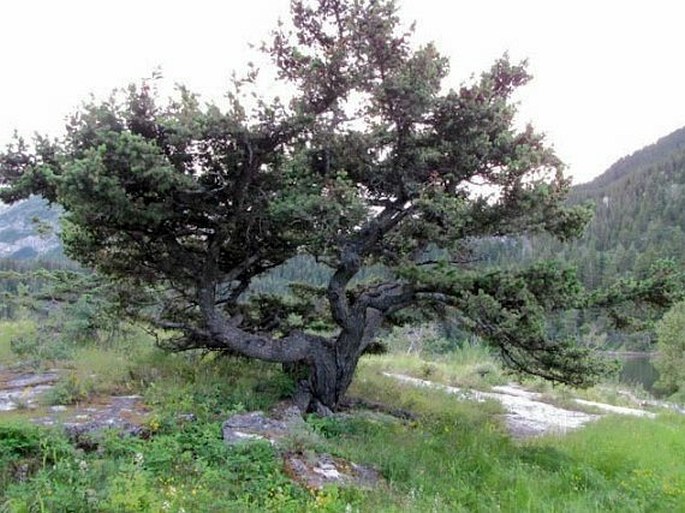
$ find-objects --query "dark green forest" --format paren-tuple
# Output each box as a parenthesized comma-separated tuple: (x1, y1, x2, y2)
(484, 127, 685, 288)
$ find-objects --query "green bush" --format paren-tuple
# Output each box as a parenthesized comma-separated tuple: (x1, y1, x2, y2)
(0, 423, 43, 460)
(0, 423, 76, 502)
(10, 332, 73, 363)
(654, 300, 685, 398)
(44, 372, 95, 406)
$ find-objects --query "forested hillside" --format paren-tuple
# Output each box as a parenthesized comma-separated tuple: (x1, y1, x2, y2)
(487, 126, 685, 289)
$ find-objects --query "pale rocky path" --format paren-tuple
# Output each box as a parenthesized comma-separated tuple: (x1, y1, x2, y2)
(0, 367, 148, 439)
(384, 372, 656, 439)
(0, 369, 61, 411)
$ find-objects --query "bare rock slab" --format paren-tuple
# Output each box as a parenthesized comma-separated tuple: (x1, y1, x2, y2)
(383, 372, 662, 439)
(222, 406, 304, 445)
(284, 452, 381, 490)
(0, 369, 60, 411)
(222, 403, 383, 490)
(31, 395, 151, 448)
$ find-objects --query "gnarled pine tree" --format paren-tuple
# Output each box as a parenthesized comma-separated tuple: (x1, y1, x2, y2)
(2, 0, 679, 413)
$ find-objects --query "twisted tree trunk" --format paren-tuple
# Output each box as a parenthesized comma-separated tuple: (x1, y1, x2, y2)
(290, 329, 365, 414)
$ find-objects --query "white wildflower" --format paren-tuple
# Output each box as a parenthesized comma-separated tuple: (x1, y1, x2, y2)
(134, 452, 144, 466)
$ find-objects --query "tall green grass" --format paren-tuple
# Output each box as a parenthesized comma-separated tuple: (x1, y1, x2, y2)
(360, 344, 505, 391)
(338, 368, 685, 512)
(0, 320, 36, 366)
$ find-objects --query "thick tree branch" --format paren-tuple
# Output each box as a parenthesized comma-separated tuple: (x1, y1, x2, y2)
(328, 202, 414, 328)
(165, 287, 319, 363)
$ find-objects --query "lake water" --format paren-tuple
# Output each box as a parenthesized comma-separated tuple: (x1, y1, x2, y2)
(618, 354, 659, 393)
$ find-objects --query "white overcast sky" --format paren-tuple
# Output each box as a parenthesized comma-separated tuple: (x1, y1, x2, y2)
(1, 0, 683, 184)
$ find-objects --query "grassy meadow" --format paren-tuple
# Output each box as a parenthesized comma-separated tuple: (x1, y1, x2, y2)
(0, 319, 684, 512)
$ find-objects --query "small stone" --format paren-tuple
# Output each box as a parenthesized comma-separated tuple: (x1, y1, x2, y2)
(223, 430, 266, 445)
(177, 413, 197, 422)
(222, 411, 290, 445)
(283, 452, 381, 490)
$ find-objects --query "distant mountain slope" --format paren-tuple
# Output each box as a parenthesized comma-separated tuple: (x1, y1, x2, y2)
(0, 196, 62, 260)
(573, 127, 685, 191)
(489, 126, 685, 288)
(568, 127, 685, 255)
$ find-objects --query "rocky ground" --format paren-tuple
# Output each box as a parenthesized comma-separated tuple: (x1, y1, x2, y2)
(221, 404, 384, 489)
(0, 367, 149, 441)
(0, 369, 60, 411)
(0, 365, 679, 489)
